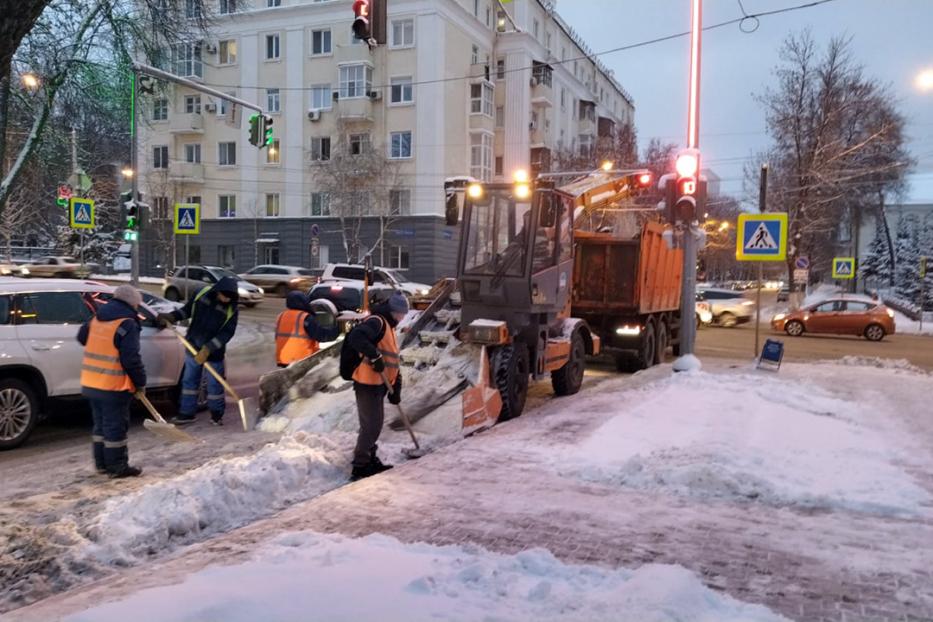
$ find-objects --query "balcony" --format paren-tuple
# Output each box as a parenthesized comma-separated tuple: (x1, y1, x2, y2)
(168, 162, 204, 183)
(169, 113, 204, 134)
(530, 62, 553, 108)
(337, 96, 373, 121)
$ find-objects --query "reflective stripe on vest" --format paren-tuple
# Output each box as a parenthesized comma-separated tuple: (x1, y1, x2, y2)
(191, 286, 234, 326)
(352, 316, 400, 386)
(80, 318, 135, 393)
(275, 309, 320, 366)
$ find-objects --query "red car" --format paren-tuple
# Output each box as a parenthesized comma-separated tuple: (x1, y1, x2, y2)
(771, 296, 896, 341)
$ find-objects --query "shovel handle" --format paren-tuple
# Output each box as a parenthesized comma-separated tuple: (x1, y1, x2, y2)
(172, 331, 242, 401)
(136, 392, 168, 424)
(381, 371, 420, 450)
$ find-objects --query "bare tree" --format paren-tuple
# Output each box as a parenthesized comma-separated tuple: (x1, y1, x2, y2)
(553, 122, 639, 173)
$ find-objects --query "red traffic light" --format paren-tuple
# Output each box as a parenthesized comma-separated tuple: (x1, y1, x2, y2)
(352, 0, 371, 39)
(353, 0, 369, 17)
(675, 150, 700, 178)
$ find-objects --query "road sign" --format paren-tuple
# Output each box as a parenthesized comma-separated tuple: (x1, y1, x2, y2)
(832, 257, 855, 280)
(69, 197, 95, 229)
(174, 203, 200, 235)
(310, 223, 320, 237)
(757, 338, 784, 372)
(736, 213, 787, 261)
(795, 256, 810, 270)
(793, 268, 809, 283)
(310, 237, 320, 258)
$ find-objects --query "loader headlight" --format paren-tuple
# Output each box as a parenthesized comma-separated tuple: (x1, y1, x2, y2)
(464, 319, 508, 345)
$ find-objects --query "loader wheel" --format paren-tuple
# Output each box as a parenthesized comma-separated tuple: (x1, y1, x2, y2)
(551, 331, 585, 396)
(491, 343, 529, 422)
(638, 318, 657, 370)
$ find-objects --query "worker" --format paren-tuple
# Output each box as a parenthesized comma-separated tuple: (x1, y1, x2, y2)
(158, 277, 239, 426)
(77, 285, 146, 478)
(275, 292, 341, 367)
(346, 291, 409, 481)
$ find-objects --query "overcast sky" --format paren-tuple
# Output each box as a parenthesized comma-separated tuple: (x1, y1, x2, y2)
(558, 0, 933, 203)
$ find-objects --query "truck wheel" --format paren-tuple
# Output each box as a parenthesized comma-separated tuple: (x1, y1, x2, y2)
(0, 379, 39, 450)
(551, 331, 585, 396)
(491, 343, 529, 421)
(638, 318, 657, 370)
(654, 320, 670, 365)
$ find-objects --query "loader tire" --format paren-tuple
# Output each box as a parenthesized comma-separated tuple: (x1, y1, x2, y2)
(491, 343, 529, 422)
(551, 331, 585, 396)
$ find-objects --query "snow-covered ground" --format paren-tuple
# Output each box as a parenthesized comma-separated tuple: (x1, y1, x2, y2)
(893, 310, 933, 335)
(61, 532, 788, 622)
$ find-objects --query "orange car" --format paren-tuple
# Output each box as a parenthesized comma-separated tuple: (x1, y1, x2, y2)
(771, 296, 896, 341)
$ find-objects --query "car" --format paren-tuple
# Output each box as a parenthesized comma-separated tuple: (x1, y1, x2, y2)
(696, 299, 713, 327)
(308, 281, 395, 314)
(239, 265, 318, 297)
(25, 256, 90, 279)
(776, 287, 791, 302)
(112, 244, 132, 273)
(163, 265, 265, 307)
(0, 279, 187, 449)
(0, 264, 29, 277)
(696, 288, 756, 327)
(319, 263, 432, 298)
(771, 295, 895, 341)
(140, 290, 184, 315)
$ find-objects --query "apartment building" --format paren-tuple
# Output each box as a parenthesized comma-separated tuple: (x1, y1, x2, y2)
(138, 0, 635, 282)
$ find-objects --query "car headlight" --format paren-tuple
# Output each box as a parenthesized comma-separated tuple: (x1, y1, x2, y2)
(419, 288, 430, 296)
(237, 287, 248, 296)
(773, 313, 786, 322)
(742, 300, 755, 307)
(258, 287, 264, 295)
(886, 308, 895, 318)
(20, 267, 29, 275)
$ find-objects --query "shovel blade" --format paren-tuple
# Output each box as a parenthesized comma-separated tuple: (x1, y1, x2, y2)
(462, 346, 503, 435)
(238, 397, 260, 432)
(143, 419, 199, 443)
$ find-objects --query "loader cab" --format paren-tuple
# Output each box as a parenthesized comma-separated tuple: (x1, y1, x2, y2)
(447, 178, 575, 333)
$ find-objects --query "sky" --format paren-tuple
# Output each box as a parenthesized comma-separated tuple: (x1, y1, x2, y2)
(558, 0, 933, 204)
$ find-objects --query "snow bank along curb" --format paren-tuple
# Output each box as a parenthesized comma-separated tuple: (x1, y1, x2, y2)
(63, 532, 790, 622)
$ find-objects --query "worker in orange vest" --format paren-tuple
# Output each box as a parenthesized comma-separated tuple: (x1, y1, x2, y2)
(77, 285, 147, 478)
(275, 292, 340, 367)
(345, 291, 409, 481)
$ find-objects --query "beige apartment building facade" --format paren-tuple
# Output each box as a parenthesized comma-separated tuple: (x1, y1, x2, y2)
(138, 0, 635, 282)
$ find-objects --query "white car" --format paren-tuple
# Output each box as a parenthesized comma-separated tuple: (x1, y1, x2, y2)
(0, 280, 186, 449)
(319, 263, 432, 297)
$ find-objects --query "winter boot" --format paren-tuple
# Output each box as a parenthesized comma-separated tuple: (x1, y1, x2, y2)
(109, 464, 143, 479)
(210, 412, 224, 426)
(171, 414, 196, 425)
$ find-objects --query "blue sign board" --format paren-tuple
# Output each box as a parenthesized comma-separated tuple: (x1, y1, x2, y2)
(69, 197, 95, 229)
(757, 338, 785, 372)
(736, 213, 788, 261)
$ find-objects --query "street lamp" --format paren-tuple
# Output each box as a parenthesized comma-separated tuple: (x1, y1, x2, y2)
(21, 73, 40, 91)
(121, 167, 134, 178)
(916, 68, 933, 92)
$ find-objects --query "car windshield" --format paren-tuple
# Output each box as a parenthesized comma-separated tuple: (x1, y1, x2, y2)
(213, 268, 239, 279)
(62, 257, 78, 263)
(384, 269, 409, 283)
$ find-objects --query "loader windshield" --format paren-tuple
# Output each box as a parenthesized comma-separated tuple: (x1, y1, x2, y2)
(463, 192, 531, 277)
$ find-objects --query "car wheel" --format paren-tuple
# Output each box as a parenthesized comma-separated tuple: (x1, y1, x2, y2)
(864, 324, 886, 342)
(275, 284, 289, 297)
(165, 287, 181, 302)
(718, 312, 738, 328)
(0, 379, 39, 450)
(785, 320, 805, 337)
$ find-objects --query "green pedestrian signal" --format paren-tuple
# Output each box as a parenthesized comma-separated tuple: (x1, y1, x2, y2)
(123, 230, 139, 242)
(248, 113, 261, 147)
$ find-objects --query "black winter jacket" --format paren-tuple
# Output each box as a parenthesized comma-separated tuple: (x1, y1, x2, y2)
(170, 277, 239, 362)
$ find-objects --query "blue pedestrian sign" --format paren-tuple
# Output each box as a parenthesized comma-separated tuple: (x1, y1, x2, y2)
(736, 213, 788, 262)
(69, 197, 95, 229)
(174, 203, 200, 235)
(757, 338, 785, 372)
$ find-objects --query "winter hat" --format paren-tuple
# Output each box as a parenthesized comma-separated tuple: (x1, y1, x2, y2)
(388, 291, 409, 316)
(113, 284, 143, 309)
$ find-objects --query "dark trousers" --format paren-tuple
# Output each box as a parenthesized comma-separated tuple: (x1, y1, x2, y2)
(353, 383, 386, 468)
(87, 390, 133, 472)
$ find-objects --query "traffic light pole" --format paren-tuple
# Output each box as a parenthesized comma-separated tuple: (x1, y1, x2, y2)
(130, 73, 139, 286)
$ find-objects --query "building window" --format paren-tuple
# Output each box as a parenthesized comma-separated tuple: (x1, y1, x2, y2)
(265, 193, 280, 217)
(311, 29, 332, 55)
(496, 58, 505, 80)
(184, 143, 201, 163)
(546, 31, 552, 50)
(533, 18, 539, 39)
(578, 134, 594, 158)
(218, 39, 237, 65)
(172, 43, 202, 78)
(389, 188, 411, 216)
(185, 0, 200, 19)
(310, 84, 332, 110)
(186, 195, 202, 206)
(339, 64, 372, 98)
(267, 0, 281, 6)
(470, 133, 492, 181)
(470, 83, 493, 116)
(153, 196, 169, 220)
(390, 19, 414, 47)
(310, 136, 331, 161)
(219, 0, 235, 14)
(471, 44, 479, 65)
(219, 195, 236, 218)
(265, 34, 280, 60)
(184, 94, 201, 114)
(486, 4, 491, 27)
(219, 91, 235, 116)
(473, 0, 479, 15)
(218, 141, 236, 166)
(152, 145, 168, 169)
(349, 133, 370, 156)
(495, 105, 504, 128)
(495, 156, 503, 177)
(390, 76, 413, 104)
(386, 246, 410, 269)
(267, 138, 280, 164)
(152, 98, 168, 121)
(267, 88, 280, 113)
(310, 192, 330, 216)
(218, 245, 236, 268)
(389, 131, 412, 159)
(560, 88, 566, 110)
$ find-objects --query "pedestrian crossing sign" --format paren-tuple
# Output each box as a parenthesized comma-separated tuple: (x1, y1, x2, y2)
(69, 197, 95, 229)
(174, 203, 200, 235)
(832, 257, 855, 280)
(736, 213, 788, 261)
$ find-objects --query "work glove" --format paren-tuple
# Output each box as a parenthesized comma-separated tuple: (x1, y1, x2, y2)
(370, 354, 385, 373)
(388, 386, 401, 405)
(134, 389, 146, 401)
(156, 312, 175, 328)
(194, 346, 211, 365)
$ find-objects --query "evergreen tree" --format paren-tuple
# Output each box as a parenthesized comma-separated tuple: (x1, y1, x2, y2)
(860, 217, 893, 289)
(894, 214, 921, 302)
(920, 216, 933, 310)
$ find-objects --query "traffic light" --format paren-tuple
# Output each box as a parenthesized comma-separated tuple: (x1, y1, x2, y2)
(248, 113, 261, 147)
(665, 150, 707, 224)
(123, 191, 140, 241)
(56, 184, 72, 208)
(263, 115, 274, 147)
(352, 0, 371, 40)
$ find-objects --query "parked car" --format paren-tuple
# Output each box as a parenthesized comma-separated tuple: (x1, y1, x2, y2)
(696, 288, 755, 327)
(140, 291, 184, 315)
(239, 265, 318, 297)
(776, 287, 791, 302)
(319, 263, 432, 297)
(163, 265, 264, 306)
(771, 295, 895, 341)
(0, 279, 187, 449)
(25, 256, 89, 279)
(308, 281, 395, 313)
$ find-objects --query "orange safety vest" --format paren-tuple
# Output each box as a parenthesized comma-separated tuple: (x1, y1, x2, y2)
(80, 318, 135, 393)
(352, 316, 400, 386)
(275, 309, 320, 366)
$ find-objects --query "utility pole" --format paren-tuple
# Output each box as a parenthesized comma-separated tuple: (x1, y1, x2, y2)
(755, 164, 767, 357)
(71, 127, 85, 267)
(130, 73, 140, 286)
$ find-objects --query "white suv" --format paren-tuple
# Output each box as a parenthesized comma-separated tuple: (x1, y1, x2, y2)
(0, 279, 185, 449)
(320, 263, 432, 297)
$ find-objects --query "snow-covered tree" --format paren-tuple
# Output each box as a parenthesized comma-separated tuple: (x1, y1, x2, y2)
(920, 216, 933, 310)
(860, 216, 894, 290)
(894, 214, 921, 301)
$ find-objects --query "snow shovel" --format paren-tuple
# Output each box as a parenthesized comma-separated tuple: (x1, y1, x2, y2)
(461, 345, 503, 435)
(171, 331, 259, 432)
(380, 371, 428, 459)
(137, 393, 199, 443)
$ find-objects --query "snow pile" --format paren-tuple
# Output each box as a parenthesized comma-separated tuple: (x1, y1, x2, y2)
(825, 355, 927, 374)
(672, 353, 702, 372)
(82, 434, 348, 565)
(893, 311, 933, 335)
(545, 371, 930, 517)
(63, 531, 788, 622)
